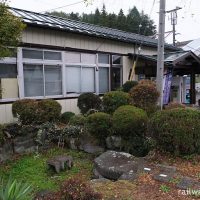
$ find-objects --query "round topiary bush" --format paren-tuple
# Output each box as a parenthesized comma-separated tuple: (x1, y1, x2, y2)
(12, 99, 61, 125)
(77, 93, 102, 114)
(149, 108, 200, 156)
(87, 112, 112, 145)
(102, 91, 130, 114)
(60, 112, 75, 124)
(12, 99, 39, 125)
(122, 81, 138, 93)
(69, 115, 86, 126)
(38, 99, 62, 123)
(113, 105, 148, 156)
(129, 80, 159, 114)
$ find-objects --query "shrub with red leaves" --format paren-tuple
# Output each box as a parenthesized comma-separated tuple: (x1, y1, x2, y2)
(60, 178, 102, 200)
(129, 80, 159, 114)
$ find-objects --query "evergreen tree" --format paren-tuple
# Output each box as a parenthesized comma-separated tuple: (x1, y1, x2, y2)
(117, 9, 126, 31)
(126, 6, 141, 33)
(100, 4, 108, 26)
(94, 8, 100, 25)
(69, 12, 80, 21)
(107, 13, 117, 28)
(47, 5, 156, 36)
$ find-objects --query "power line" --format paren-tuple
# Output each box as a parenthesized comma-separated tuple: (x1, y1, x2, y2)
(40, 0, 85, 13)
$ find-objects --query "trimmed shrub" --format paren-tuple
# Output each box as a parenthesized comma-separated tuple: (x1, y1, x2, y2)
(12, 99, 39, 125)
(60, 112, 75, 124)
(102, 91, 130, 114)
(69, 115, 86, 126)
(60, 177, 102, 200)
(129, 80, 159, 114)
(12, 99, 37, 118)
(38, 99, 61, 123)
(113, 105, 148, 156)
(77, 93, 102, 114)
(122, 81, 138, 93)
(149, 108, 200, 156)
(164, 102, 186, 110)
(12, 99, 61, 125)
(87, 112, 112, 145)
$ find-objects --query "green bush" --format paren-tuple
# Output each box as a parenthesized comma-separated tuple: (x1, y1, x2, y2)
(113, 105, 148, 156)
(102, 91, 130, 114)
(149, 108, 200, 156)
(12, 99, 61, 125)
(129, 80, 159, 115)
(12, 99, 37, 118)
(38, 99, 61, 123)
(87, 112, 112, 145)
(69, 115, 86, 126)
(77, 93, 102, 114)
(12, 99, 39, 125)
(122, 81, 138, 93)
(60, 112, 75, 124)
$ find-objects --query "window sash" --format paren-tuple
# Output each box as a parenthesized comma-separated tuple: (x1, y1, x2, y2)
(23, 64, 62, 97)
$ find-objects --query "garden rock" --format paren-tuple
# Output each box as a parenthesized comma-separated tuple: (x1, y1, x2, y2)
(176, 176, 196, 190)
(153, 164, 177, 183)
(79, 135, 105, 154)
(54, 155, 73, 170)
(0, 141, 13, 162)
(13, 133, 37, 154)
(94, 151, 144, 181)
(106, 136, 122, 150)
(47, 155, 73, 173)
(80, 143, 104, 154)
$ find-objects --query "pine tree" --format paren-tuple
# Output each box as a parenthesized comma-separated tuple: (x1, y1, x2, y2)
(94, 8, 100, 25)
(100, 4, 108, 26)
(117, 9, 126, 31)
(126, 6, 141, 33)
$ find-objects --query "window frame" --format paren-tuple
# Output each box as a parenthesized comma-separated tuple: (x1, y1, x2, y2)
(0, 56, 19, 101)
(0, 48, 124, 102)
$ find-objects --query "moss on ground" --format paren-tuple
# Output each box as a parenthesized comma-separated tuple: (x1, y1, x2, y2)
(0, 148, 93, 193)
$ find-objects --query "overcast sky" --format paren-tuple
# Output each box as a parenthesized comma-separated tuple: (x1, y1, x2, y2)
(8, 0, 200, 44)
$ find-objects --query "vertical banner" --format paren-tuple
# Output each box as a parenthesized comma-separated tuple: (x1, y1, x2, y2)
(163, 69, 173, 105)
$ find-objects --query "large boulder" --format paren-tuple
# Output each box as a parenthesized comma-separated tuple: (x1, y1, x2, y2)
(94, 151, 145, 180)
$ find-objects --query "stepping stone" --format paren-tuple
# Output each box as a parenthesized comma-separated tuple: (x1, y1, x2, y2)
(153, 165, 177, 183)
(176, 177, 196, 190)
(153, 173, 173, 183)
(157, 164, 176, 173)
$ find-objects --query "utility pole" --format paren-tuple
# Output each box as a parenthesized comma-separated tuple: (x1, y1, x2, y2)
(156, 0, 166, 110)
(166, 7, 182, 46)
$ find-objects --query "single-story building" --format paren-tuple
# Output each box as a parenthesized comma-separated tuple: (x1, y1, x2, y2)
(0, 7, 199, 124)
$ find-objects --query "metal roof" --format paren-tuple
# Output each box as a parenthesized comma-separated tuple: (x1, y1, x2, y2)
(128, 50, 200, 66)
(9, 7, 179, 51)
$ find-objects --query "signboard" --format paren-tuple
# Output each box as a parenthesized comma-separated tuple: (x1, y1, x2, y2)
(163, 69, 173, 105)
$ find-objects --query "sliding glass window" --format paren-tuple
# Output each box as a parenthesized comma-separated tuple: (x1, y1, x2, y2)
(23, 64, 62, 97)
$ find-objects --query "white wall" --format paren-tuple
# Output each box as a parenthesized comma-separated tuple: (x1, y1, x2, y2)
(0, 99, 80, 124)
(22, 27, 157, 56)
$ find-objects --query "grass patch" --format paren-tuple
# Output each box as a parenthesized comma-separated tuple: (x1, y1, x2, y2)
(0, 148, 93, 193)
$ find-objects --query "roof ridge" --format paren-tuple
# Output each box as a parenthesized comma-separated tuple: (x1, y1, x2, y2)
(9, 6, 155, 39)
(8, 6, 179, 50)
